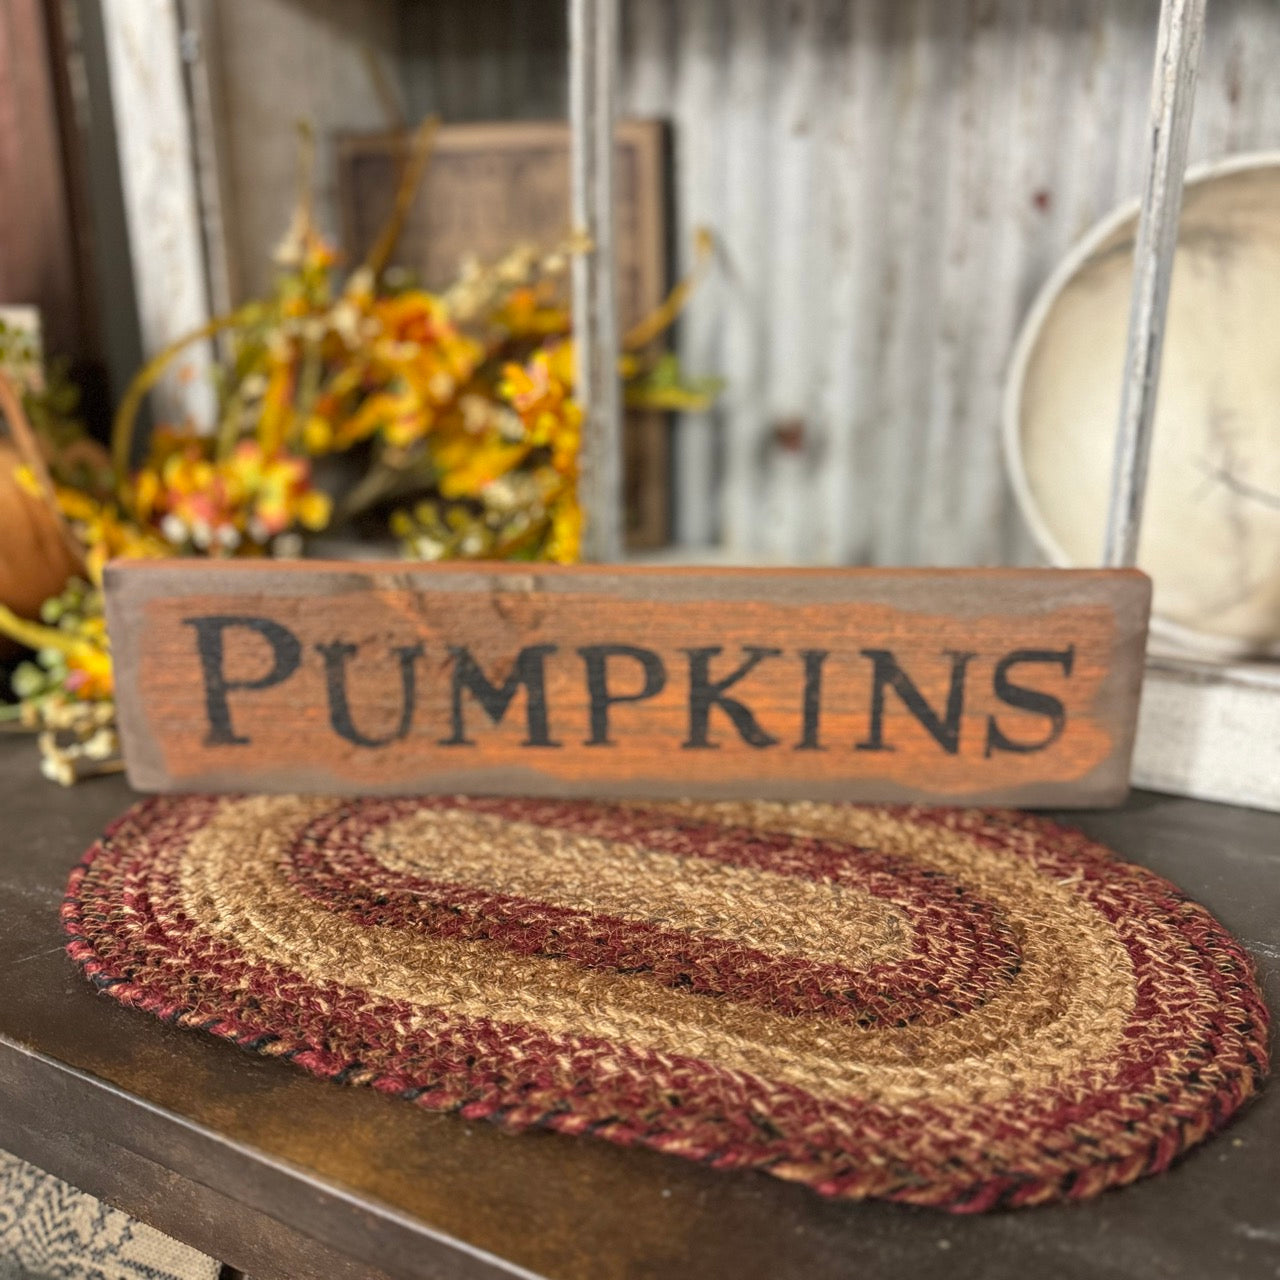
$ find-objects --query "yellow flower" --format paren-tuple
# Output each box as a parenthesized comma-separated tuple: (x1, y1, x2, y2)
(257, 363, 296, 453)
(436, 438, 532, 501)
(44, 485, 168, 586)
(333, 387, 421, 451)
(303, 414, 333, 453)
(545, 496, 582, 563)
(491, 284, 571, 338)
(131, 468, 160, 521)
(67, 644, 113, 700)
(295, 488, 331, 531)
(0, 599, 114, 701)
(498, 344, 583, 493)
(13, 464, 43, 499)
(132, 434, 330, 550)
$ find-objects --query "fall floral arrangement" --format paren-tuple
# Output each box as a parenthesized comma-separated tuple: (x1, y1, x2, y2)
(0, 121, 716, 782)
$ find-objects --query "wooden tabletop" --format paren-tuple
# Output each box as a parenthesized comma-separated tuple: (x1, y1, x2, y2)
(0, 736, 1275, 1280)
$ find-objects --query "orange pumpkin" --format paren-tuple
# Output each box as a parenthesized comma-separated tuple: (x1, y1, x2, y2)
(0, 438, 82, 623)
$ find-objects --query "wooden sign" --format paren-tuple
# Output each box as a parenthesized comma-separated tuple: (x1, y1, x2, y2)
(105, 562, 1150, 807)
(337, 120, 671, 548)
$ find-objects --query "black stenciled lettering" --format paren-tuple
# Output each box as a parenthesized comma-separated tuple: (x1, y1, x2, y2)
(183, 615, 302, 746)
(578, 644, 667, 745)
(796, 649, 829, 750)
(316, 641, 423, 748)
(682, 646, 781, 749)
(855, 648, 974, 755)
(442, 644, 560, 747)
(985, 646, 1075, 756)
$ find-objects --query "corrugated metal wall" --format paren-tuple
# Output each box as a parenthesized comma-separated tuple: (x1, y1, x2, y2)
(215, 0, 1280, 565)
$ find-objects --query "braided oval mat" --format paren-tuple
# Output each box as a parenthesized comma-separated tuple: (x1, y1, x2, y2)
(63, 795, 1268, 1212)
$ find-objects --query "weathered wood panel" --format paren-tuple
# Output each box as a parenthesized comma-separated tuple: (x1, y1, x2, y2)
(1132, 656, 1280, 812)
(106, 560, 1150, 806)
(201, 0, 401, 303)
(0, 0, 85, 357)
(100, 0, 215, 428)
(337, 120, 671, 549)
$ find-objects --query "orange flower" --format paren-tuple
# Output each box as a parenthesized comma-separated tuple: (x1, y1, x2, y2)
(138, 437, 330, 551)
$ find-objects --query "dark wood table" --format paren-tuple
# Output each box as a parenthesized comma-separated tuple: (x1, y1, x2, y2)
(0, 736, 1276, 1280)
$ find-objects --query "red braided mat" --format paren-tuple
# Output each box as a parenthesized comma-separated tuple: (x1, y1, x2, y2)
(63, 795, 1268, 1212)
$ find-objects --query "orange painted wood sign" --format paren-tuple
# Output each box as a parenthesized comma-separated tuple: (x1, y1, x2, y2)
(105, 561, 1151, 807)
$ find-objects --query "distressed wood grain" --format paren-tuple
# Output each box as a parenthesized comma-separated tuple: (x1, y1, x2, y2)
(336, 119, 669, 549)
(100, 0, 216, 430)
(0, 0, 86, 358)
(106, 561, 1150, 806)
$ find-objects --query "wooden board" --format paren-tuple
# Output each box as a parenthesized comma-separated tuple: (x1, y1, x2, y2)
(106, 562, 1150, 807)
(1132, 653, 1280, 813)
(337, 120, 670, 549)
(0, 1, 74, 355)
(5, 728, 1280, 1280)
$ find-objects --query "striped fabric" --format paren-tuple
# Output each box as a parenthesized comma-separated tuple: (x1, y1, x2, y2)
(0, 1149, 217, 1280)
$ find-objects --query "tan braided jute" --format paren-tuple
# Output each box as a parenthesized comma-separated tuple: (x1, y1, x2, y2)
(63, 795, 1268, 1212)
